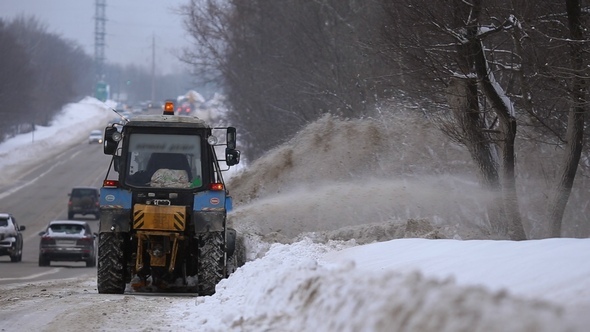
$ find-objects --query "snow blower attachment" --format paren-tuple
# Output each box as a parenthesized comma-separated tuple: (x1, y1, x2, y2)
(97, 100, 240, 295)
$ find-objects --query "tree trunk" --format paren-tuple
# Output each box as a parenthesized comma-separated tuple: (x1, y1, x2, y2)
(446, 77, 508, 236)
(446, 78, 501, 189)
(448, 0, 525, 239)
(472, 39, 527, 240)
(548, 0, 586, 237)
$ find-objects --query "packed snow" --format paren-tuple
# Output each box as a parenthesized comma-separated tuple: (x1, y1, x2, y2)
(0, 97, 589, 331)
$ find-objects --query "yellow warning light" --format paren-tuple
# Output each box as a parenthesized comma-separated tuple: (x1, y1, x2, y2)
(163, 101, 175, 115)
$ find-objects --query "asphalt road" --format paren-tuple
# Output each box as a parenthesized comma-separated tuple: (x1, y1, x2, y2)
(0, 140, 112, 285)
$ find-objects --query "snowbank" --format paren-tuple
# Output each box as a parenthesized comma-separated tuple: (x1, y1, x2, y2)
(0, 97, 114, 185)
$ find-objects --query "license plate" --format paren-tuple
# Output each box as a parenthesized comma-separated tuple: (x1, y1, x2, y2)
(57, 240, 76, 246)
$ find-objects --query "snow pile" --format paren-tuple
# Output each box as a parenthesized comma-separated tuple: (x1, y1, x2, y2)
(0, 97, 114, 185)
(167, 238, 588, 332)
(228, 112, 475, 205)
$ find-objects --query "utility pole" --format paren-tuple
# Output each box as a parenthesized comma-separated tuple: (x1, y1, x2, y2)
(151, 34, 156, 102)
(94, 0, 108, 101)
(94, 0, 106, 81)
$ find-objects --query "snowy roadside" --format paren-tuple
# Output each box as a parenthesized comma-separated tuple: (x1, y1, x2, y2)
(0, 97, 114, 187)
(169, 239, 589, 332)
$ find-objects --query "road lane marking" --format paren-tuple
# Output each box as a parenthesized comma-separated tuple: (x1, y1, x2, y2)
(0, 147, 84, 200)
(0, 268, 61, 281)
(0, 161, 65, 201)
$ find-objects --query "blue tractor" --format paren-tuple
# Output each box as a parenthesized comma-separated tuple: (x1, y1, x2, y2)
(97, 101, 240, 295)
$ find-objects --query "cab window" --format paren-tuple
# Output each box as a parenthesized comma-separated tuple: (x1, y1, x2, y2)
(125, 133, 202, 188)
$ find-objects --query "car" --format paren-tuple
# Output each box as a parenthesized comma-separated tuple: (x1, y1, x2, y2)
(147, 101, 162, 111)
(88, 129, 103, 144)
(38, 220, 97, 267)
(176, 102, 192, 116)
(0, 213, 25, 262)
(68, 187, 100, 219)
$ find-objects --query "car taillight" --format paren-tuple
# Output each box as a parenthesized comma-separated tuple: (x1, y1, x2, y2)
(41, 236, 55, 245)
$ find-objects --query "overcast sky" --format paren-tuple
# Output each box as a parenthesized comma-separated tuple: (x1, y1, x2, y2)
(0, 0, 191, 75)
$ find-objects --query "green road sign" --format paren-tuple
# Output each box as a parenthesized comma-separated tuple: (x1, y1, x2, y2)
(95, 81, 109, 102)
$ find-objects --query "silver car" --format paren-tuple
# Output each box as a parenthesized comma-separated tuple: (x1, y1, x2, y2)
(0, 213, 25, 262)
(88, 129, 103, 144)
(38, 220, 97, 267)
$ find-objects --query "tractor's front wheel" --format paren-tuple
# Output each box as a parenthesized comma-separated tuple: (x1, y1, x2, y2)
(97, 232, 127, 294)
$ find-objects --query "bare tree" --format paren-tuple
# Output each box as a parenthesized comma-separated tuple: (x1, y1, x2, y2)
(0, 20, 35, 139)
(548, 0, 588, 237)
(380, 0, 528, 239)
(6, 16, 94, 126)
(181, 0, 392, 160)
(379, 0, 589, 238)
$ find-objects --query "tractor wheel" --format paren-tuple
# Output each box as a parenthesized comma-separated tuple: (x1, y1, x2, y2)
(197, 231, 225, 296)
(97, 232, 126, 294)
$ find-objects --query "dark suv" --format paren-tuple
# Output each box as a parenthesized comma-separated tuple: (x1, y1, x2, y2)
(0, 213, 25, 262)
(68, 187, 100, 220)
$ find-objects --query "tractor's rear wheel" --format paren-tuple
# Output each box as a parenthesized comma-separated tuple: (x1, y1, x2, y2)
(197, 231, 225, 296)
(97, 232, 127, 294)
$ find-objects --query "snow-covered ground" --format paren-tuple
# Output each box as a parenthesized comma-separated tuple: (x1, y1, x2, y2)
(0, 97, 115, 188)
(0, 97, 589, 331)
